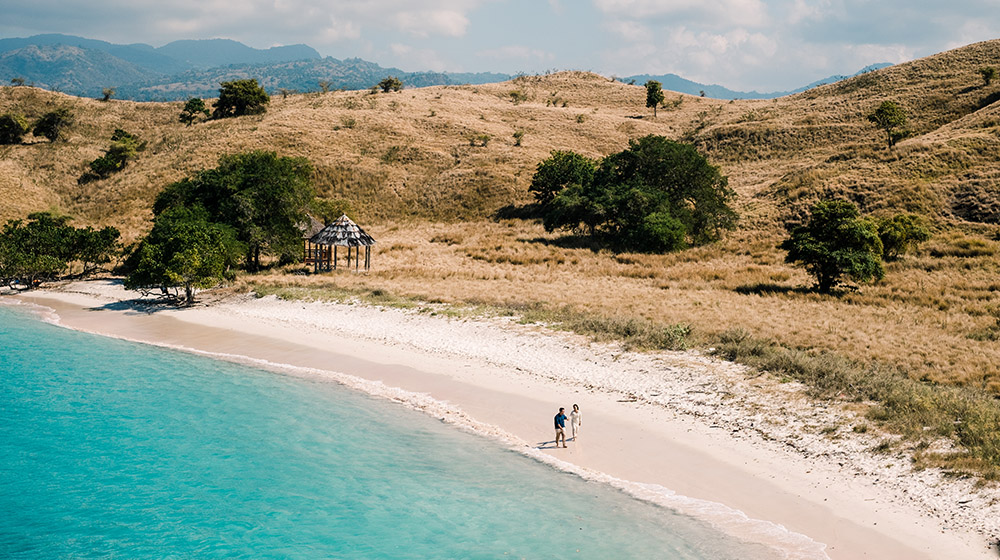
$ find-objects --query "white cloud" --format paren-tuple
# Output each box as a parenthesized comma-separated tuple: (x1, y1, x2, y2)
(390, 9, 470, 38)
(593, 0, 769, 28)
(477, 45, 556, 62)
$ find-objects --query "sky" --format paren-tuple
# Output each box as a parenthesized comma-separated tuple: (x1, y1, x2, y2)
(1, 0, 998, 92)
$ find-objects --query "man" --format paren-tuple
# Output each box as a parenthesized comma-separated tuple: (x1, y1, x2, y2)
(554, 407, 568, 448)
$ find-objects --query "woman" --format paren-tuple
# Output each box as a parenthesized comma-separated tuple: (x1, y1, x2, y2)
(570, 404, 582, 440)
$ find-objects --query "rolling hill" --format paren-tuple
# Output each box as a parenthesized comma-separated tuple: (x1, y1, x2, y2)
(1, 38, 1000, 407)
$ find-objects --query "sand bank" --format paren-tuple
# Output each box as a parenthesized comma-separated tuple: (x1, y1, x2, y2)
(10, 280, 998, 559)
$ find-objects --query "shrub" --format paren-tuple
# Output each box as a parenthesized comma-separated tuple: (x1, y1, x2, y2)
(781, 199, 884, 293)
(179, 98, 210, 126)
(32, 108, 73, 142)
(876, 214, 931, 260)
(980, 67, 997, 87)
(0, 113, 29, 144)
(212, 79, 269, 119)
(378, 76, 403, 93)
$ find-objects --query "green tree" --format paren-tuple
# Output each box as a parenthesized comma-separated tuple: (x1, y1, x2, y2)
(179, 98, 210, 126)
(0, 113, 29, 144)
(378, 76, 403, 93)
(876, 214, 931, 261)
(980, 67, 997, 86)
(212, 79, 270, 119)
(101, 87, 116, 102)
(538, 135, 736, 252)
(867, 101, 907, 148)
(32, 108, 73, 142)
(781, 199, 885, 293)
(73, 225, 122, 275)
(10, 77, 25, 86)
(529, 150, 597, 206)
(645, 80, 664, 117)
(154, 151, 315, 270)
(123, 206, 243, 305)
(0, 213, 78, 288)
(87, 129, 144, 179)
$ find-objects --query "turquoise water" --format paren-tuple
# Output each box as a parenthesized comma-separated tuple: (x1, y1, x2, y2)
(0, 305, 780, 559)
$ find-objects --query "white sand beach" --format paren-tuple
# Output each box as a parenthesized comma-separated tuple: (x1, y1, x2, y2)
(10, 279, 999, 559)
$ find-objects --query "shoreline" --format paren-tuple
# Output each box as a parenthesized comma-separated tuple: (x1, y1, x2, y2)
(8, 280, 998, 559)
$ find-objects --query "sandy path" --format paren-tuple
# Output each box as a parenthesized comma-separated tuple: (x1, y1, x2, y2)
(9, 280, 997, 559)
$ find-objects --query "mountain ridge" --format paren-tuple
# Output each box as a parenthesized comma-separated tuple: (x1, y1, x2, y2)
(0, 33, 887, 101)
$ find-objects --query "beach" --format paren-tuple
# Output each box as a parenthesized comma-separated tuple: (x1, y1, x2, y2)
(11, 279, 999, 559)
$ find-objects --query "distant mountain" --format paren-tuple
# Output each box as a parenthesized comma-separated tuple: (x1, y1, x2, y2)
(155, 39, 320, 70)
(0, 33, 889, 101)
(117, 57, 512, 101)
(0, 44, 161, 97)
(624, 63, 894, 99)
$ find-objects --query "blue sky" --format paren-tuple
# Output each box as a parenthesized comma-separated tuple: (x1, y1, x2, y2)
(2, 0, 997, 91)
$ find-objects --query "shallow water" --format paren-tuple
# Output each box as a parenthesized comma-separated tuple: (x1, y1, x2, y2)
(0, 304, 782, 559)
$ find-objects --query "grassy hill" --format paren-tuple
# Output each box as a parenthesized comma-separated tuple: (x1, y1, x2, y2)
(2, 39, 1000, 472)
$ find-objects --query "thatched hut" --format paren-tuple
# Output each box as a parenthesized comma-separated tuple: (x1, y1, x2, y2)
(307, 214, 376, 271)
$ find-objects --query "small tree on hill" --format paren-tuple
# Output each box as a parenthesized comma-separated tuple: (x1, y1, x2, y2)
(86, 129, 144, 180)
(979, 67, 997, 87)
(101, 87, 116, 102)
(32, 108, 73, 142)
(645, 80, 664, 117)
(781, 199, 884, 293)
(876, 213, 930, 261)
(867, 101, 907, 148)
(179, 98, 210, 126)
(378, 76, 403, 93)
(10, 77, 25, 87)
(0, 113, 29, 144)
(212, 79, 270, 119)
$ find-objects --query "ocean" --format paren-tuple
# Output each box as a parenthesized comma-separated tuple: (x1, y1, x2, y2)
(0, 303, 786, 559)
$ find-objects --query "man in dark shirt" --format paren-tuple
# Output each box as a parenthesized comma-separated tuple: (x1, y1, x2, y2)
(554, 407, 568, 448)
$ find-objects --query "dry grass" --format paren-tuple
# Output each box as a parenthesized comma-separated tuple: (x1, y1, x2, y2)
(3, 41, 1000, 474)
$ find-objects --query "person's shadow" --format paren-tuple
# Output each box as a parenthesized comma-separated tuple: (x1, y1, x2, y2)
(537, 440, 563, 449)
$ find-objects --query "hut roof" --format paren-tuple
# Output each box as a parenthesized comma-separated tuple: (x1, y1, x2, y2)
(309, 214, 376, 247)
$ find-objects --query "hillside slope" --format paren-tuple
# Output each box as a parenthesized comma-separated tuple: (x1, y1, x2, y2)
(2, 39, 1000, 397)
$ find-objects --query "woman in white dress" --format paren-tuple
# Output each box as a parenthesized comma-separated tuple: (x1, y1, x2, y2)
(570, 404, 582, 440)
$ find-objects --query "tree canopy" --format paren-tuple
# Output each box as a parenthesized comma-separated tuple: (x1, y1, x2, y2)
(876, 213, 930, 261)
(123, 206, 243, 305)
(85, 129, 144, 180)
(378, 76, 403, 93)
(179, 98, 210, 126)
(867, 101, 907, 148)
(0, 212, 119, 289)
(645, 80, 664, 117)
(32, 108, 73, 142)
(781, 199, 885, 293)
(212, 79, 270, 119)
(0, 113, 29, 144)
(528, 150, 597, 207)
(535, 135, 736, 252)
(153, 151, 315, 270)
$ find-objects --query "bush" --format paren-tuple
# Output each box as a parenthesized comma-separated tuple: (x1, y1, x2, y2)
(212, 79, 269, 119)
(86, 129, 144, 180)
(32, 108, 73, 142)
(0, 113, 29, 144)
(876, 214, 931, 260)
(781, 199, 885, 293)
(537, 135, 736, 252)
(179, 98, 210, 126)
(378, 76, 403, 93)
